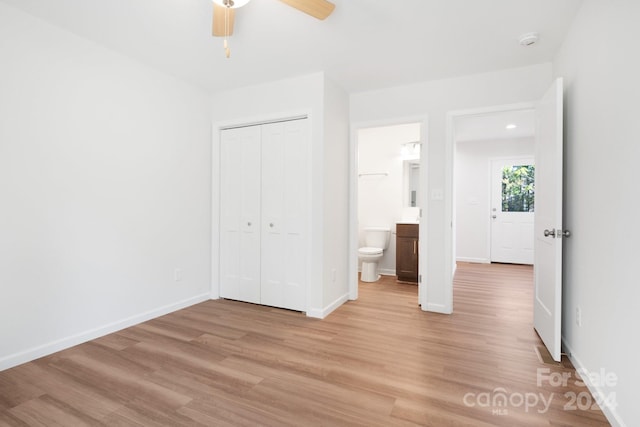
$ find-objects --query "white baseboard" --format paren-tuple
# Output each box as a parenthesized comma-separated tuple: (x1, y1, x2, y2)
(0, 293, 211, 372)
(357, 267, 396, 277)
(378, 268, 396, 276)
(424, 302, 452, 314)
(306, 293, 349, 319)
(456, 257, 490, 264)
(562, 339, 625, 427)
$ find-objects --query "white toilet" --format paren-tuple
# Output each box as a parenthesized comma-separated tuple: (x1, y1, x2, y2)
(358, 227, 391, 282)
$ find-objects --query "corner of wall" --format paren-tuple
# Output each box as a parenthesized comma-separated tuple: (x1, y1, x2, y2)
(321, 75, 351, 309)
(306, 292, 350, 319)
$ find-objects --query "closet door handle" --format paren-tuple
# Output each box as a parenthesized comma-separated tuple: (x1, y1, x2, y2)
(413, 240, 417, 255)
(247, 222, 252, 227)
(269, 223, 274, 228)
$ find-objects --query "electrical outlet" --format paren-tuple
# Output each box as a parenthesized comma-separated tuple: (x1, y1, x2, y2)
(174, 268, 183, 282)
(431, 189, 444, 200)
(575, 307, 582, 327)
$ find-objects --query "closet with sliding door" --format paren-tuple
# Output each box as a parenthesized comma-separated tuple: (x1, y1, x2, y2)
(219, 118, 309, 312)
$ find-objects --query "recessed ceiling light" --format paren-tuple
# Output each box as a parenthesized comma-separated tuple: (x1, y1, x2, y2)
(506, 124, 517, 130)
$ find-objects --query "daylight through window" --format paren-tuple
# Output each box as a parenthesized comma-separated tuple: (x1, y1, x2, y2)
(501, 165, 535, 212)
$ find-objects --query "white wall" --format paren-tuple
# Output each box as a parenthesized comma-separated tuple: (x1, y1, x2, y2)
(210, 73, 350, 318)
(322, 78, 351, 309)
(0, 3, 212, 370)
(351, 63, 552, 312)
(455, 137, 534, 263)
(554, 1, 640, 425)
(358, 123, 421, 275)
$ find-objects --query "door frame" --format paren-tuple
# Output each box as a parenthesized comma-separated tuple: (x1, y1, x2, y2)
(445, 102, 535, 312)
(211, 110, 312, 303)
(349, 115, 429, 307)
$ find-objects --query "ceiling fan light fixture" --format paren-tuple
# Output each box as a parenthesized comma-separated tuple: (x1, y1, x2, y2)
(212, 0, 251, 8)
(211, 0, 335, 58)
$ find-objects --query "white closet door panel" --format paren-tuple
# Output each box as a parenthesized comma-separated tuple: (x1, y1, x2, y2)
(260, 123, 285, 237)
(220, 126, 261, 304)
(219, 130, 241, 300)
(260, 120, 307, 311)
(281, 120, 307, 310)
(282, 232, 306, 310)
(219, 232, 240, 299)
(260, 123, 286, 308)
(239, 128, 261, 304)
(284, 122, 307, 234)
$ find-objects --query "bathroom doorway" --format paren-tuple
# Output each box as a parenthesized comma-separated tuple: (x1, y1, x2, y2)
(349, 117, 428, 306)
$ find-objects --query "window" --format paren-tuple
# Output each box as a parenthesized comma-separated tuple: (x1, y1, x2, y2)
(502, 165, 535, 212)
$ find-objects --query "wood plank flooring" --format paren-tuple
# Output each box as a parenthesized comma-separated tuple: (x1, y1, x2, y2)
(0, 262, 610, 426)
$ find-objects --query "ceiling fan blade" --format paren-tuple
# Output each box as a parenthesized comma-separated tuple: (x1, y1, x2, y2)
(279, 0, 335, 20)
(212, 4, 235, 37)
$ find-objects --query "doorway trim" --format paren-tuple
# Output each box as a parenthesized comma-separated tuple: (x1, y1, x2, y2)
(349, 115, 429, 307)
(445, 102, 535, 312)
(211, 109, 313, 303)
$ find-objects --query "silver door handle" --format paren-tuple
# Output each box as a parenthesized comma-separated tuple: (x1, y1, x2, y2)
(492, 215, 497, 219)
(269, 223, 274, 228)
(544, 229, 556, 238)
(247, 222, 252, 226)
(560, 229, 571, 238)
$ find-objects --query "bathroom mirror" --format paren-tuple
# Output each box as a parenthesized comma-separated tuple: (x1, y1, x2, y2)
(403, 159, 420, 208)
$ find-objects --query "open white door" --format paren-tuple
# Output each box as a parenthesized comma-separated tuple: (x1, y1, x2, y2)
(534, 78, 564, 362)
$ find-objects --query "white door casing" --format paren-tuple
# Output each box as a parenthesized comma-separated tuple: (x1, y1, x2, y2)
(490, 158, 535, 265)
(533, 78, 564, 362)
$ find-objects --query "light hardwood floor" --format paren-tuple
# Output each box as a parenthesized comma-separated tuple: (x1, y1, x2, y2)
(0, 263, 610, 426)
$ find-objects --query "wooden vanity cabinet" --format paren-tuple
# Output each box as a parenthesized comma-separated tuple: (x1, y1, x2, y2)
(396, 223, 419, 283)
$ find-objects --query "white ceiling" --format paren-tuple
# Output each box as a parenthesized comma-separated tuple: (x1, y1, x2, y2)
(0, 0, 583, 94)
(455, 109, 535, 142)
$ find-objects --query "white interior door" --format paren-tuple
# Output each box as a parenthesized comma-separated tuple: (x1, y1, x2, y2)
(534, 78, 564, 362)
(490, 158, 535, 264)
(260, 119, 308, 311)
(219, 126, 261, 304)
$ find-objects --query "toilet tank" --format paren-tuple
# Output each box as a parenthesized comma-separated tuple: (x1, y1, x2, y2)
(364, 227, 390, 249)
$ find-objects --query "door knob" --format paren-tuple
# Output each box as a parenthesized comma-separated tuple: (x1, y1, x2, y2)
(544, 229, 556, 238)
(492, 215, 497, 219)
(269, 223, 274, 228)
(247, 222, 252, 226)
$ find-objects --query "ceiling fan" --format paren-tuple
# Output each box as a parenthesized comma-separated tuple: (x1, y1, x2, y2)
(211, 0, 336, 58)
